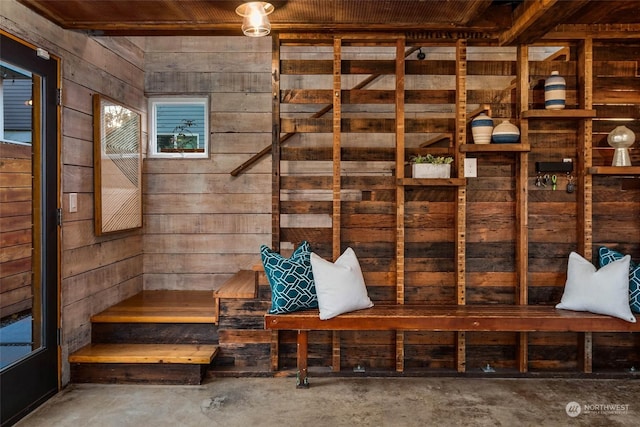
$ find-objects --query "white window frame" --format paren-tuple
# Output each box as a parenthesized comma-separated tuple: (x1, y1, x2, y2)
(148, 96, 209, 158)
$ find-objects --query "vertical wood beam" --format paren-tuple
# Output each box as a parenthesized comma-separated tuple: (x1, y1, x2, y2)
(332, 331, 340, 373)
(456, 331, 466, 373)
(577, 38, 593, 260)
(331, 37, 343, 374)
(270, 330, 279, 371)
(455, 39, 467, 373)
(332, 37, 342, 260)
(578, 332, 593, 373)
(516, 44, 530, 373)
(455, 39, 467, 305)
(395, 37, 406, 372)
(577, 38, 594, 374)
(396, 331, 405, 373)
(271, 34, 281, 251)
(395, 37, 406, 305)
(296, 330, 309, 388)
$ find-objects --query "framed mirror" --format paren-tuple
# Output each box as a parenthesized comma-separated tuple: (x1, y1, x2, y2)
(93, 94, 142, 235)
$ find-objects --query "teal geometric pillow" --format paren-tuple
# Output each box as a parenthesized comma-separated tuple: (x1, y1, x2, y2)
(598, 246, 640, 313)
(261, 241, 317, 314)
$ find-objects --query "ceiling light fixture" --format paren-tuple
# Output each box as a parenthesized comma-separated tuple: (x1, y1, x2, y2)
(235, 2, 274, 37)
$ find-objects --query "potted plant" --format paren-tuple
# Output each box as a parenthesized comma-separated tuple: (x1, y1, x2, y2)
(158, 119, 201, 153)
(410, 154, 453, 178)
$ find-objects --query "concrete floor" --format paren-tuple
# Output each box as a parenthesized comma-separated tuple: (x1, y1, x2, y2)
(16, 377, 639, 426)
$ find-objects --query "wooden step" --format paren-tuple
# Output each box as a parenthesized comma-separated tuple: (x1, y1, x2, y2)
(69, 343, 218, 364)
(213, 270, 259, 324)
(91, 290, 217, 324)
(214, 270, 257, 299)
(69, 344, 219, 385)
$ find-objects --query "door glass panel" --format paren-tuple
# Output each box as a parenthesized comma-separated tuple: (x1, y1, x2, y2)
(0, 61, 41, 370)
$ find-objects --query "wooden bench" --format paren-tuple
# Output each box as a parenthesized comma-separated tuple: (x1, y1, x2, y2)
(265, 304, 640, 388)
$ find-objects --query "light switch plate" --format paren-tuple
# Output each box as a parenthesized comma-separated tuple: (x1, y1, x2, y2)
(69, 193, 78, 213)
(464, 158, 477, 177)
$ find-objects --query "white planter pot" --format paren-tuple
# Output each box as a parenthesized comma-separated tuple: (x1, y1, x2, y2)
(412, 163, 451, 179)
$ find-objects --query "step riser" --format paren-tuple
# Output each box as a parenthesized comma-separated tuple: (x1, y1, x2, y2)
(92, 323, 218, 344)
(71, 363, 208, 385)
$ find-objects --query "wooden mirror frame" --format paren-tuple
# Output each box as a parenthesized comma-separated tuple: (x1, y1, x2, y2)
(93, 94, 142, 235)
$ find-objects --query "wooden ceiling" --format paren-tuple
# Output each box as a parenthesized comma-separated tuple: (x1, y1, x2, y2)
(17, 0, 640, 44)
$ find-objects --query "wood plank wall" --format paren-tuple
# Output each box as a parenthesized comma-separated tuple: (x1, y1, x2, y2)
(0, 142, 32, 318)
(271, 37, 640, 374)
(3, 0, 639, 380)
(142, 37, 272, 290)
(1, 1, 145, 384)
(590, 42, 640, 370)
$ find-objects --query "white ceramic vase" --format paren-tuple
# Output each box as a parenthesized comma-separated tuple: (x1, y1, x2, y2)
(545, 71, 566, 110)
(492, 120, 520, 144)
(471, 113, 494, 144)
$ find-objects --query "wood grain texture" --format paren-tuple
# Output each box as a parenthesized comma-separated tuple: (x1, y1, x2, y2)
(91, 290, 216, 323)
(266, 305, 640, 333)
(68, 343, 217, 364)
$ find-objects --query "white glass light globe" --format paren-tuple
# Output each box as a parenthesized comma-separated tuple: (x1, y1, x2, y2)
(607, 125, 635, 167)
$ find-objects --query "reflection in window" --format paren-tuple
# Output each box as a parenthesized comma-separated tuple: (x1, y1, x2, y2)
(149, 97, 209, 158)
(1, 62, 32, 144)
(0, 61, 37, 369)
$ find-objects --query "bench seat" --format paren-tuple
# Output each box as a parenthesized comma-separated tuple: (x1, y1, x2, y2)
(266, 304, 640, 332)
(265, 304, 640, 387)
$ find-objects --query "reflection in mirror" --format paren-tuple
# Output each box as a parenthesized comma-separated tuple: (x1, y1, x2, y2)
(149, 97, 209, 158)
(93, 94, 142, 235)
(0, 61, 41, 370)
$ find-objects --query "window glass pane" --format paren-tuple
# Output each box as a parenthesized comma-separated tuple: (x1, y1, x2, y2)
(149, 97, 209, 158)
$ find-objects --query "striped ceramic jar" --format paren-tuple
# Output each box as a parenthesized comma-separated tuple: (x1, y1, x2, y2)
(471, 112, 494, 144)
(492, 120, 520, 143)
(544, 71, 566, 110)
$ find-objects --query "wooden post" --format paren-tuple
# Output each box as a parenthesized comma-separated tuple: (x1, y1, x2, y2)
(271, 34, 281, 251)
(296, 330, 309, 388)
(395, 36, 406, 373)
(332, 36, 342, 260)
(578, 332, 593, 373)
(577, 38, 594, 374)
(577, 38, 593, 260)
(516, 44, 530, 373)
(270, 330, 279, 371)
(455, 39, 467, 373)
(332, 331, 340, 373)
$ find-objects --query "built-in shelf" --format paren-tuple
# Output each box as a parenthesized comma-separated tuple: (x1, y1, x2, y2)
(460, 144, 530, 153)
(521, 109, 596, 119)
(588, 166, 640, 175)
(399, 178, 466, 187)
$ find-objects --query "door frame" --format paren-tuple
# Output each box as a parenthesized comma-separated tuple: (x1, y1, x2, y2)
(0, 31, 61, 427)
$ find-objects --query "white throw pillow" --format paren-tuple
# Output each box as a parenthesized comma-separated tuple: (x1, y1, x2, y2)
(556, 251, 636, 322)
(310, 248, 374, 320)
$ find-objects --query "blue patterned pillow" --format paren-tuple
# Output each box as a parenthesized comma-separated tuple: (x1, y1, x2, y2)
(598, 246, 640, 313)
(261, 241, 317, 314)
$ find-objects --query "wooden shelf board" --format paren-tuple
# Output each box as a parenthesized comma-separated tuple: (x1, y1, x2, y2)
(460, 144, 530, 153)
(588, 166, 640, 175)
(399, 178, 466, 187)
(522, 109, 596, 119)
